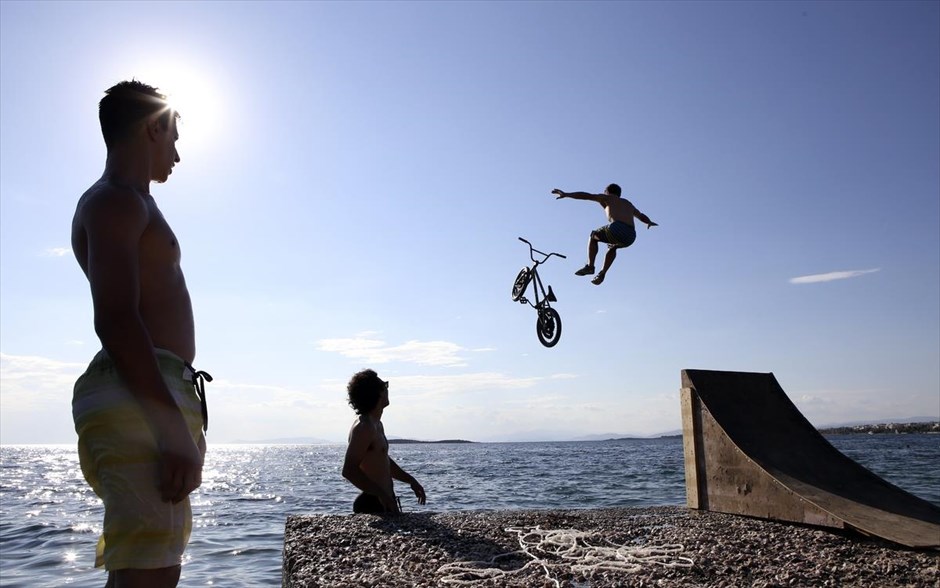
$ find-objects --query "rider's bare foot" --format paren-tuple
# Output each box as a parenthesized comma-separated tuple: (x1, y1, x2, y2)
(591, 272, 606, 285)
(575, 264, 595, 276)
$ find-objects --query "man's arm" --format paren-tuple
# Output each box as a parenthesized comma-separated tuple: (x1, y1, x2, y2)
(390, 457, 426, 505)
(633, 208, 658, 229)
(342, 422, 399, 512)
(83, 188, 203, 504)
(552, 188, 607, 204)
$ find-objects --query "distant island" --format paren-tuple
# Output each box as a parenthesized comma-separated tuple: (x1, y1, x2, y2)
(818, 422, 939, 435)
(387, 439, 474, 444)
(602, 423, 938, 443)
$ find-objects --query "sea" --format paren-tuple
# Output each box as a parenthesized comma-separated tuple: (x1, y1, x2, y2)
(1, 435, 938, 587)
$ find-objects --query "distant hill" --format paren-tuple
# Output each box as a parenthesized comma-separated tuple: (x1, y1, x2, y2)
(387, 439, 474, 444)
(229, 437, 338, 445)
(571, 429, 682, 442)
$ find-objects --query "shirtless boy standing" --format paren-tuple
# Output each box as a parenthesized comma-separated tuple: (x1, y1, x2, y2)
(71, 80, 209, 588)
(342, 370, 426, 514)
(553, 184, 658, 285)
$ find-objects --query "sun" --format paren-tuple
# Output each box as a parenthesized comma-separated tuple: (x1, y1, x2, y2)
(130, 64, 222, 153)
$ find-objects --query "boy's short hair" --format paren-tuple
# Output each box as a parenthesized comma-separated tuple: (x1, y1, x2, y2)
(99, 80, 179, 148)
(347, 369, 385, 415)
(605, 183, 622, 197)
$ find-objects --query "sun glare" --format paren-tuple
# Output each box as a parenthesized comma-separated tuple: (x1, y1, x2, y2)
(130, 64, 223, 152)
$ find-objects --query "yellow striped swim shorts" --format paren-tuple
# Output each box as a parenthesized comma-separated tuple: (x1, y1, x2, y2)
(72, 349, 207, 570)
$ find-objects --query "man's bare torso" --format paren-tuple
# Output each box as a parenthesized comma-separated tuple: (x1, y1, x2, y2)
(71, 180, 196, 362)
(352, 417, 394, 497)
(603, 196, 637, 226)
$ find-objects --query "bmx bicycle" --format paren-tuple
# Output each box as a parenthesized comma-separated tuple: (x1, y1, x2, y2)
(511, 237, 566, 347)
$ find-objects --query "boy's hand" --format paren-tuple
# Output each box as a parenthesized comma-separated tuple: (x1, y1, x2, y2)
(158, 430, 204, 504)
(647, 221, 658, 229)
(552, 188, 566, 199)
(411, 480, 427, 505)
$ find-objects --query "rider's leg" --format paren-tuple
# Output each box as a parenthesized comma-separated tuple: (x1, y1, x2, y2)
(592, 247, 617, 285)
(600, 247, 617, 274)
(587, 232, 599, 267)
(575, 232, 600, 276)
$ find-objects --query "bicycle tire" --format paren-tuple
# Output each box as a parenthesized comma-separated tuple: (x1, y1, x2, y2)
(536, 307, 562, 348)
(511, 267, 531, 301)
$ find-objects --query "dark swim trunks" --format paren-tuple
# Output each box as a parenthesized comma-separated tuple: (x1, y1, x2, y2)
(593, 221, 636, 249)
(353, 492, 402, 514)
(354, 492, 395, 514)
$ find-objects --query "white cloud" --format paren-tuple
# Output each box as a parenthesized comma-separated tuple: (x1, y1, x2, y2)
(792, 386, 939, 427)
(0, 353, 86, 408)
(0, 353, 86, 443)
(389, 372, 542, 396)
(550, 373, 578, 380)
(316, 334, 467, 367)
(789, 268, 880, 284)
(41, 247, 71, 257)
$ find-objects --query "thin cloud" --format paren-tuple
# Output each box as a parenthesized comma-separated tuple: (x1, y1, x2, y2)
(392, 372, 542, 395)
(0, 353, 86, 408)
(316, 334, 467, 367)
(42, 247, 71, 257)
(789, 268, 880, 284)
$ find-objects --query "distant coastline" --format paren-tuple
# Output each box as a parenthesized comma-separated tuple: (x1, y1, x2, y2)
(387, 439, 474, 444)
(818, 422, 939, 435)
(227, 421, 938, 445)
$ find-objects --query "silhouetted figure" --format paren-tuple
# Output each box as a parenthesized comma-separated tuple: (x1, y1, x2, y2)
(342, 370, 426, 514)
(71, 80, 209, 588)
(553, 183, 657, 285)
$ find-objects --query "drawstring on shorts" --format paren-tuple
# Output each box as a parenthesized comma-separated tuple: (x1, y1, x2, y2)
(185, 363, 212, 433)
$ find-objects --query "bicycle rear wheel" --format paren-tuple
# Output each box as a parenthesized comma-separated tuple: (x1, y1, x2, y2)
(511, 268, 531, 301)
(536, 307, 562, 347)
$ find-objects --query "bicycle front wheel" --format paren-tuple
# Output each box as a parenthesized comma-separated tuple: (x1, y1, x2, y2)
(536, 307, 562, 348)
(511, 268, 531, 301)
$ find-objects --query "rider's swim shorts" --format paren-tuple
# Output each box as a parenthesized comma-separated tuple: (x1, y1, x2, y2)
(72, 348, 207, 570)
(593, 221, 636, 249)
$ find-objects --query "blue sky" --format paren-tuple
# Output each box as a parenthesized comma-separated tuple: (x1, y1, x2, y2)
(1, 1, 937, 444)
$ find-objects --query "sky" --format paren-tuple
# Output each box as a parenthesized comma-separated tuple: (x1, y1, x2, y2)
(1, 1, 938, 444)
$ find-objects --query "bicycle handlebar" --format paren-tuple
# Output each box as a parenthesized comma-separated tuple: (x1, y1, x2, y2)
(518, 237, 566, 262)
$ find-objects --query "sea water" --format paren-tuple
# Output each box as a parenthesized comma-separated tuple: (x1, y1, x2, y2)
(1, 435, 937, 587)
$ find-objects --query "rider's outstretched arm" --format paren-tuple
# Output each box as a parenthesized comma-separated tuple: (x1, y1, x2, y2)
(635, 209, 658, 229)
(552, 189, 604, 202)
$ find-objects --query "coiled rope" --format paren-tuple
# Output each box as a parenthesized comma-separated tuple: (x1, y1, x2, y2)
(438, 525, 694, 586)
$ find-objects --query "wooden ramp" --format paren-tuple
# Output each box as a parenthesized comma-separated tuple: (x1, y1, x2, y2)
(680, 369, 940, 549)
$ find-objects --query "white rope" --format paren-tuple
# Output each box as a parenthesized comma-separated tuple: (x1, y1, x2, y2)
(437, 525, 694, 586)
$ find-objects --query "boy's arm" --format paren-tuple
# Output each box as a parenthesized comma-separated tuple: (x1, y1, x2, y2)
(390, 458, 426, 505)
(552, 188, 606, 204)
(634, 209, 658, 229)
(83, 188, 203, 504)
(342, 423, 399, 511)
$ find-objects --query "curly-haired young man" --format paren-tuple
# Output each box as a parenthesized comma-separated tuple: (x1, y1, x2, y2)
(342, 369, 426, 514)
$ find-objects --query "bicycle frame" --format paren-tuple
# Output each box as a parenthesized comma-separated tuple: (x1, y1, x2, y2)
(516, 237, 564, 308)
(513, 238, 566, 348)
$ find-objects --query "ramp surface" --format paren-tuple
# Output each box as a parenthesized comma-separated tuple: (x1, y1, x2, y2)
(680, 369, 940, 548)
